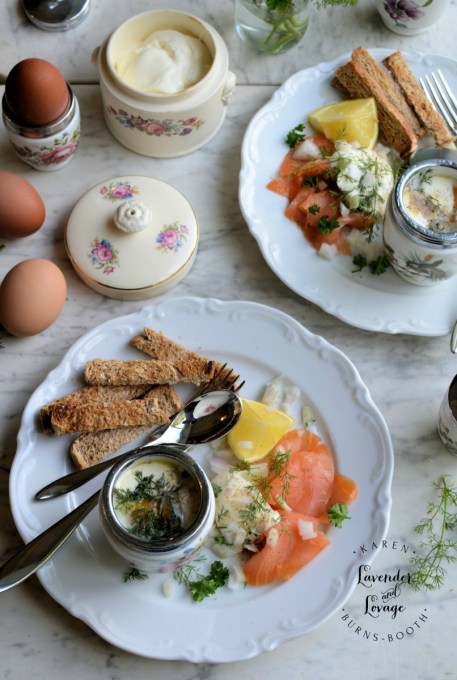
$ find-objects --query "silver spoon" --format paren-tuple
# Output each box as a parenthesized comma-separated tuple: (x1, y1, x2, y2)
(0, 390, 242, 593)
(36, 389, 241, 500)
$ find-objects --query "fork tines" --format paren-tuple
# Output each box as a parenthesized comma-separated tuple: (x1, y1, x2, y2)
(420, 70, 457, 133)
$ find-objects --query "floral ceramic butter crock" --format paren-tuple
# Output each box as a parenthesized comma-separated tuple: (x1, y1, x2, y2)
(64, 175, 198, 300)
(93, 10, 236, 158)
(383, 158, 457, 285)
(99, 446, 216, 573)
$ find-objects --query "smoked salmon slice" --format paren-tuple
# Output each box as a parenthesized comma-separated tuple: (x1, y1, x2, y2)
(268, 429, 335, 517)
(267, 131, 375, 256)
(243, 511, 330, 586)
(328, 472, 359, 506)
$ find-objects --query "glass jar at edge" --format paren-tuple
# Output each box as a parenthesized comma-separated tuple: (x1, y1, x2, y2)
(235, 0, 310, 54)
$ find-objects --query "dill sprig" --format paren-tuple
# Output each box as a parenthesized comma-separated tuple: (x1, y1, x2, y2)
(114, 470, 183, 540)
(409, 476, 457, 591)
(123, 567, 149, 583)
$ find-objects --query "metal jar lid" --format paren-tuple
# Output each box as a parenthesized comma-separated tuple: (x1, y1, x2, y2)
(22, 0, 90, 31)
(64, 175, 198, 300)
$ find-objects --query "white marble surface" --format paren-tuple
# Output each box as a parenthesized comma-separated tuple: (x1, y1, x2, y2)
(1, 0, 457, 84)
(1, 1, 457, 678)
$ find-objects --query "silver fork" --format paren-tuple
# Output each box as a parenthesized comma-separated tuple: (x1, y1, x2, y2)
(420, 70, 457, 133)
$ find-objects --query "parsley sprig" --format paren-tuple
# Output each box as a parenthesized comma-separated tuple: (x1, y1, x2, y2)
(286, 123, 306, 148)
(174, 557, 229, 602)
(410, 476, 457, 591)
(328, 502, 351, 528)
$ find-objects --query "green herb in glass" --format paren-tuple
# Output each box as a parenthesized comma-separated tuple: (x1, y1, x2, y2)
(235, 0, 358, 54)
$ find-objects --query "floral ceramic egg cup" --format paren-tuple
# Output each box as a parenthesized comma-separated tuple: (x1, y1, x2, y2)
(374, 0, 448, 35)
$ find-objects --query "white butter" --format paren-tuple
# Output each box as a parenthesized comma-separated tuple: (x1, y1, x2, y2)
(115, 29, 212, 94)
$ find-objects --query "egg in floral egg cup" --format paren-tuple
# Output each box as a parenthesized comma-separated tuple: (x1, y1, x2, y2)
(64, 176, 198, 300)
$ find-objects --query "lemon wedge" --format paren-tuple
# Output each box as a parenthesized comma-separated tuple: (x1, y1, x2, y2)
(308, 98, 379, 149)
(227, 398, 294, 463)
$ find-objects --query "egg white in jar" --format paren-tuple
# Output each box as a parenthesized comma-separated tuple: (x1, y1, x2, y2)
(115, 29, 213, 95)
(402, 167, 457, 233)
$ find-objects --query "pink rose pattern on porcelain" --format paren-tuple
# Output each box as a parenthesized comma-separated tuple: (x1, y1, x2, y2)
(107, 107, 205, 137)
(156, 222, 190, 252)
(100, 181, 140, 201)
(87, 185, 191, 274)
(382, 0, 427, 30)
(88, 238, 120, 274)
(11, 129, 80, 168)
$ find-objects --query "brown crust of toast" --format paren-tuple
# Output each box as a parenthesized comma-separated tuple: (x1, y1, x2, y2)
(40, 385, 151, 432)
(50, 399, 170, 434)
(70, 426, 150, 469)
(333, 60, 418, 156)
(84, 358, 215, 386)
(68, 384, 183, 466)
(50, 384, 182, 435)
(382, 51, 456, 147)
(351, 47, 424, 138)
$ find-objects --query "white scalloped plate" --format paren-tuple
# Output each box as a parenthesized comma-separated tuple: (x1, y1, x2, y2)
(239, 50, 457, 336)
(10, 298, 393, 661)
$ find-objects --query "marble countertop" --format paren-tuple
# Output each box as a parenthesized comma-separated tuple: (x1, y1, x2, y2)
(1, 1, 457, 678)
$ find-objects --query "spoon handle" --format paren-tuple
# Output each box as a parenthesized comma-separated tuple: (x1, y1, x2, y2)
(0, 491, 99, 593)
(35, 423, 172, 500)
(35, 450, 137, 500)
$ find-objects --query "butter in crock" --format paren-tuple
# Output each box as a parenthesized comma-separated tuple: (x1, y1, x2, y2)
(115, 29, 213, 95)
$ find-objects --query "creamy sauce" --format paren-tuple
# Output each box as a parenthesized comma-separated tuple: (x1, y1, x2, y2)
(403, 168, 457, 233)
(115, 29, 212, 94)
(113, 457, 200, 540)
(331, 140, 394, 219)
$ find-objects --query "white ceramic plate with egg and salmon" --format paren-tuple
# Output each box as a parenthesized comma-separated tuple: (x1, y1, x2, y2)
(10, 297, 393, 661)
(239, 49, 457, 337)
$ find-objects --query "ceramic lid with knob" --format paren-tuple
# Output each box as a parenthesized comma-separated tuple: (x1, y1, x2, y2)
(65, 175, 198, 300)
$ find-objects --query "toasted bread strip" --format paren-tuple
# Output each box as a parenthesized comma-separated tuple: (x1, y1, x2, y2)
(40, 385, 151, 433)
(84, 358, 215, 386)
(333, 47, 421, 156)
(351, 47, 424, 138)
(69, 384, 183, 468)
(70, 426, 151, 469)
(131, 327, 202, 361)
(382, 51, 456, 147)
(50, 397, 170, 434)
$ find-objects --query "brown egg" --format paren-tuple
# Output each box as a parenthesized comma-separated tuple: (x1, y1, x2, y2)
(4, 58, 70, 126)
(0, 259, 67, 337)
(0, 172, 46, 238)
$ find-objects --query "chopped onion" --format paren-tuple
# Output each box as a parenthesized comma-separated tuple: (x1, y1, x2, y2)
(298, 519, 317, 540)
(317, 243, 338, 260)
(228, 563, 247, 590)
(275, 495, 292, 512)
(162, 578, 175, 597)
(208, 456, 232, 474)
(339, 201, 350, 217)
(261, 375, 283, 408)
(266, 527, 279, 547)
(293, 138, 320, 159)
(211, 542, 243, 558)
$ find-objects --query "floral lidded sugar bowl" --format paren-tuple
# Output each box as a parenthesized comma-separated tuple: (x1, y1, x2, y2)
(99, 445, 216, 573)
(92, 9, 236, 158)
(383, 157, 457, 285)
(64, 175, 198, 300)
